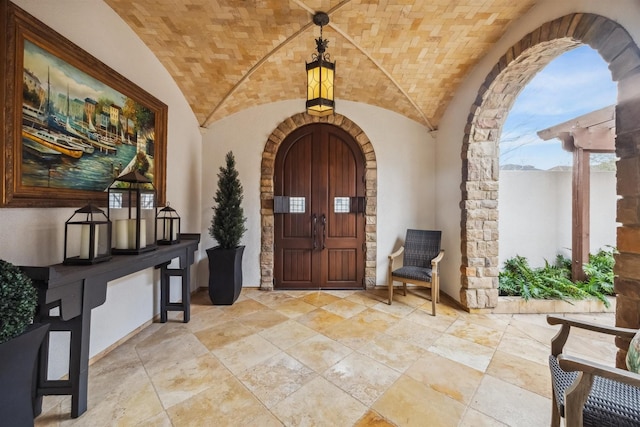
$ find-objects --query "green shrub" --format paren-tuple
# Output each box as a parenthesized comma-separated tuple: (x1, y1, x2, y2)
(209, 151, 247, 249)
(0, 259, 37, 344)
(499, 247, 616, 306)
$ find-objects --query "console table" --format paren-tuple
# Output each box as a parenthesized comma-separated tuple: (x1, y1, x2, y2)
(21, 233, 200, 419)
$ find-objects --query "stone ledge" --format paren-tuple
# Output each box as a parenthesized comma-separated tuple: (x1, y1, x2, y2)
(471, 296, 616, 314)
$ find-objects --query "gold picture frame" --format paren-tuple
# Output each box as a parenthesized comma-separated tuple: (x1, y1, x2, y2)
(1, 0, 167, 207)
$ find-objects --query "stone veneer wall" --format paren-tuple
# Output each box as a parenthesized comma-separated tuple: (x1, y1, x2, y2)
(259, 113, 377, 291)
(461, 13, 640, 366)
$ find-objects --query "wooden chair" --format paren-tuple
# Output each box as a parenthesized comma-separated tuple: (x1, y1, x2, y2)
(547, 315, 640, 427)
(387, 229, 444, 315)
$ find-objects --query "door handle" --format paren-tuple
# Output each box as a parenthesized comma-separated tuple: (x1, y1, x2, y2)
(320, 214, 326, 250)
(312, 214, 318, 250)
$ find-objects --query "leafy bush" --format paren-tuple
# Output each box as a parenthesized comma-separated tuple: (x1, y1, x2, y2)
(0, 259, 37, 344)
(499, 247, 616, 306)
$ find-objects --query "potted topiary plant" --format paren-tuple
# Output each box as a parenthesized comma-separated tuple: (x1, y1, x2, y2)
(207, 151, 247, 305)
(0, 259, 48, 426)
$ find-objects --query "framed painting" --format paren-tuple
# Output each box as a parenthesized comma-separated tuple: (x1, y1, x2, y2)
(0, 1, 167, 207)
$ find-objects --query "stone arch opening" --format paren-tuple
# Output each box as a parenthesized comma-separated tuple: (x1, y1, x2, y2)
(461, 13, 640, 363)
(260, 113, 377, 291)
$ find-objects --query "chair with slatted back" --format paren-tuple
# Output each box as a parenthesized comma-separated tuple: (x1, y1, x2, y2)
(387, 229, 444, 315)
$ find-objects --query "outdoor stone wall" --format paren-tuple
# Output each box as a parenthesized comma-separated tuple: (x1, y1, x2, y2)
(259, 113, 377, 291)
(462, 13, 640, 366)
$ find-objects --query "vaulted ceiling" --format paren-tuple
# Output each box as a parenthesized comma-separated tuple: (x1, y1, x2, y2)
(104, 0, 538, 130)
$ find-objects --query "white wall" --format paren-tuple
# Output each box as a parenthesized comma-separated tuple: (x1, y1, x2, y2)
(200, 100, 434, 287)
(435, 0, 640, 301)
(499, 170, 617, 268)
(3, 0, 202, 377)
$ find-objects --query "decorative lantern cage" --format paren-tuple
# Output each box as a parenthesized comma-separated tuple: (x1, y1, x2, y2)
(107, 170, 157, 254)
(306, 12, 335, 117)
(156, 203, 181, 245)
(63, 203, 112, 265)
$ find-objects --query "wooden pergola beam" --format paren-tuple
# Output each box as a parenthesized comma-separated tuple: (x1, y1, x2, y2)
(536, 105, 615, 281)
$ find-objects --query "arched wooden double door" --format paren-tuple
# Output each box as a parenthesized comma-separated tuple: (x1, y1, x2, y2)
(274, 124, 365, 290)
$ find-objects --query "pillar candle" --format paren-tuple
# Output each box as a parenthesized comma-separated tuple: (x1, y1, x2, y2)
(79, 224, 99, 259)
(163, 219, 178, 241)
(115, 220, 129, 249)
(139, 219, 146, 248)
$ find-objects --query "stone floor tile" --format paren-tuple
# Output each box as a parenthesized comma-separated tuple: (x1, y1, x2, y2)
(272, 377, 367, 427)
(428, 334, 495, 372)
(445, 318, 505, 348)
(272, 297, 318, 318)
(193, 319, 255, 351)
(237, 307, 289, 331)
(358, 333, 426, 372)
(147, 352, 234, 409)
(296, 307, 346, 334)
(406, 351, 484, 404)
(258, 319, 317, 350)
(323, 352, 401, 406)
(459, 408, 508, 426)
(323, 298, 368, 318)
(238, 352, 316, 408)
(211, 333, 281, 375)
(384, 318, 443, 350)
(485, 350, 551, 398)
(301, 292, 342, 307)
(166, 376, 282, 427)
(271, 376, 367, 427)
(373, 375, 466, 427)
(286, 334, 353, 372)
(353, 410, 396, 426)
(346, 290, 388, 307)
(470, 375, 551, 427)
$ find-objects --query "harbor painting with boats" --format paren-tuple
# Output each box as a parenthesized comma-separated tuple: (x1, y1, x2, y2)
(21, 39, 155, 192)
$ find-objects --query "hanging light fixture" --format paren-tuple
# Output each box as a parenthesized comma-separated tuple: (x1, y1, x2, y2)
(306, 12, 335, 116)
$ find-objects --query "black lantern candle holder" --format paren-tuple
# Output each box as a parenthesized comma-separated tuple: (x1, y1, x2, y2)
(156, 203, 181, 245)
(64, 203, 112, 265)
(108, 170, 157, 254)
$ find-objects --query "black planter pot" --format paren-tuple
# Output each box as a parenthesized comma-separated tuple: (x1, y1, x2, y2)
(0, 323, 49, 426)
(207, 245, 244, 305)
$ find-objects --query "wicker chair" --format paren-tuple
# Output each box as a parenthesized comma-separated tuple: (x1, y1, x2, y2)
(387, 229, 444, 315)
(547, 315, 640, 427)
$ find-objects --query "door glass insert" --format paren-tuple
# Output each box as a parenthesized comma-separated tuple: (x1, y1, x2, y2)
(289, 197, 305, 213)
(334, 197, 350, 213)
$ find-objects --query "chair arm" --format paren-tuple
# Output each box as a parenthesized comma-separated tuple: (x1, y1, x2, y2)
(389, 246, 404, 262)
(558, 354, 640, 388)
(388, 246, 404, 286)
(431, 250, 444, 269)
(547, 315, 637, 356)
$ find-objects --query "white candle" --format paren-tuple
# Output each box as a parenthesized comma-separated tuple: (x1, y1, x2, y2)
(127, 219, 136, 249)
(115, 220, 129, 249)
(163, 219, 178, 241)
(171, 219, 178, 240)
(79, 224, 95, 259)
(139, 219, 146, 248)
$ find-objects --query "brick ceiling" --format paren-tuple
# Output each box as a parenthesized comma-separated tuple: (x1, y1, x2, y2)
(104, 0, 537, 129)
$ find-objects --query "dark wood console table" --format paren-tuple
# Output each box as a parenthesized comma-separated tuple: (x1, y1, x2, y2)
(21, 233, 200, 419)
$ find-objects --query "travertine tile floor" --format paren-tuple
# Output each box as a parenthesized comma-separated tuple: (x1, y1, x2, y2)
(35, 288, 616, 426)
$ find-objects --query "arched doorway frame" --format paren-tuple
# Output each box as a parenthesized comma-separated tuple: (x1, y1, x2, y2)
(260, 113, 377, 291)
(461, 13, 640, 364)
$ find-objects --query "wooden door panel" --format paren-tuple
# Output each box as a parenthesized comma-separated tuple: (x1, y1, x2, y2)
(281, 249, 312, 283)
(327, 249, 357, 283)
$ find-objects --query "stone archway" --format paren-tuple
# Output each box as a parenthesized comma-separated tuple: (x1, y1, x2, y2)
(260, 113, 377, 291)
(461, 13, 640, 365)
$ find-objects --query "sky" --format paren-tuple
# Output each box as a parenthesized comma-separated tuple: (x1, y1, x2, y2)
(500, 45, 618, 170)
